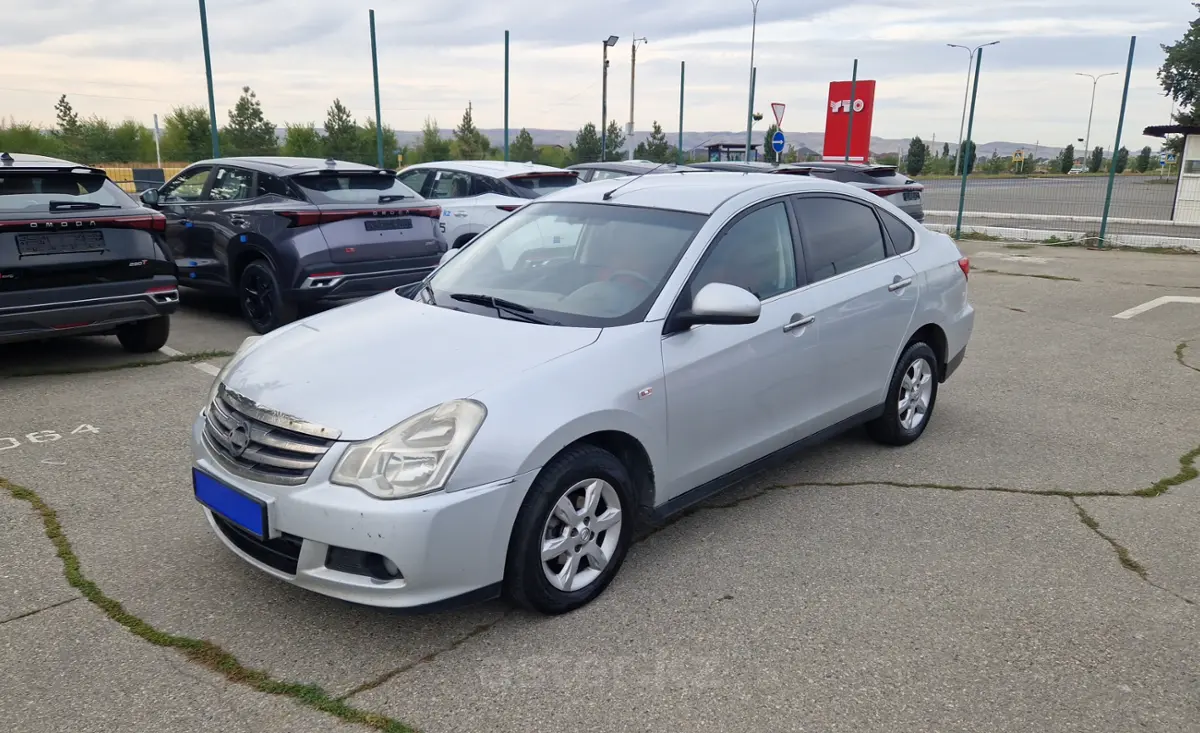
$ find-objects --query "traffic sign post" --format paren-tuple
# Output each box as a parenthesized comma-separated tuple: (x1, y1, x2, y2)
(771, 102, 786, 129)
(772, 130, 786, 155)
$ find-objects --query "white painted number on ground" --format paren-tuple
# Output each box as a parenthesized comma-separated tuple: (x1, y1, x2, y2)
(0, 425, 100, 451)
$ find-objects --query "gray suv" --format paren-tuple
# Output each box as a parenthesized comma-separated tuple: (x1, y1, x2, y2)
(140, 156, 448, 333)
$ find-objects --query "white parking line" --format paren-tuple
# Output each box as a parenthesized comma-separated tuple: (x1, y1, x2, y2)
(159, 346, 221, 378)
(1112, 296, 1200, 319)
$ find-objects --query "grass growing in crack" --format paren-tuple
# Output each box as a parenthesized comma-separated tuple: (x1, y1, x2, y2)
(973, 268, 1081, 282)
(1, 350, 233, 379)
(1132, 444, 1200, 498)
(1069, 498, 1147, 577)
(0, 476, 416, 733)
(1176, 342, 1200, 375)
(1002, 243, 1037, 250)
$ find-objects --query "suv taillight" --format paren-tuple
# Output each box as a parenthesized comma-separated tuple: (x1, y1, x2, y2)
(0, 213, 167, 233)
(277, 206, 443, 228)
(958, 257, 970, 279)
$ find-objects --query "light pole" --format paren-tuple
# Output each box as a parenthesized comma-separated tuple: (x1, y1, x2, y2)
(628, 36, 648, 161)
(947, 40, 998, 176)
(1076, 72, 1117, 171)
(601, 35, 619, 162)
(744, 0, 762, 161)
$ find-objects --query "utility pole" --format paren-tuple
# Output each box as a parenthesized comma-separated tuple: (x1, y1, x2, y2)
(628, 36, 647, 160)
(744, 0, 762, 161)
(601, 35, 619, 162)
(1076, 71, 1118, 171)
(947, 40, 999, 176)
(198, 0, 220, 158)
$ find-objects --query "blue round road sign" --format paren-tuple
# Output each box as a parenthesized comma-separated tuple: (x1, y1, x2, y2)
(772, 130, 786, 154)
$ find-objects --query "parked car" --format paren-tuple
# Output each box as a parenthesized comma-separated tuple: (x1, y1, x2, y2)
(138, 156, 446, 333)
(774, 162, 926, 222)
(567, 160, 708, 182)
(191, 171, 973, 615)
(690, 161, 779, 173)
(0, 152, 179, 352)
(396, 161, 580, 250)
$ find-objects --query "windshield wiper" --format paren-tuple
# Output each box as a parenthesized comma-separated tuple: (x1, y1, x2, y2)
(378, 194, 413, 203)
(449, 292, 553, 324)
(48, 201, 122, 211)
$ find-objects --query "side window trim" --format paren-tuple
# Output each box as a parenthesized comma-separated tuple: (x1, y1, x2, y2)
(665, 196, 804, 329)
(791, 193, 893, 284)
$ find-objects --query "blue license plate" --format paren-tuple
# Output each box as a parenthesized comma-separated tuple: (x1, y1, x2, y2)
(193, 469, 268, 539)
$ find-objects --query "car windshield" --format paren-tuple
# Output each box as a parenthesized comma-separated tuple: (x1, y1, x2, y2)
(427, 201, 706, 327)
(505, 173, 580, 199)
(290, 171, 419, 204)
(0, 172, 136, 211)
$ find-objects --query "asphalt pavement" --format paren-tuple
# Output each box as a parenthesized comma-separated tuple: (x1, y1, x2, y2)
(2, 245, 1199, 732)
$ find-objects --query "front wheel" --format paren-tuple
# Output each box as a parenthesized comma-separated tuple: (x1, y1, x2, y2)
(505, 444, 634, 615)
(239, 260, 297, 334)
(866, 342, 939, 446)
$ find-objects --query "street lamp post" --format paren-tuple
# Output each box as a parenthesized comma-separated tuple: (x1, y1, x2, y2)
(744, 0, 762, 162)
(601, 35, 619, 162)
(947, 40, 998, 176)
(1076, 72, 1118, 171)
(628, 36, 648, 161)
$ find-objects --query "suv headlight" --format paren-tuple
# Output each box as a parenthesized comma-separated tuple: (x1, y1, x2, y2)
(208, 335, 262, 406)
(331, 399, 486, 499)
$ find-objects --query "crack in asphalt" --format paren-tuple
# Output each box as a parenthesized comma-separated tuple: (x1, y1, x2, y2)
(0, 596, 79, 626)
(0, 350, 233, 379)
(973, 268, 1083, 282)
(1177, 342, 1200, 375)
(1, 337, 1197, 730)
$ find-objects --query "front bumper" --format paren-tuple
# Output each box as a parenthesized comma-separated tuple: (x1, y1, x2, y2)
(191, 413, 534, 609)
(0, 277, 179, 345)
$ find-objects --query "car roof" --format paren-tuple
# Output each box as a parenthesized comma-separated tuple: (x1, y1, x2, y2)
(539, 171, 856, 214)
(0, 152, 99, 171)
(188, 156, 384, 175)
(404, 160, 571, 178)
(567, 160, 705, 174)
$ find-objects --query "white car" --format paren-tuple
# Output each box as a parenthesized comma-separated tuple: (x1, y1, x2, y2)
(396, 161, 579, 249)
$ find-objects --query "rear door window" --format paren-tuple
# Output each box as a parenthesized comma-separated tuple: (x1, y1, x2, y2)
(426, 170, 473, 200)
(879, 209, 915, 254)
(0, 171, 136, 212)
(792, 196, 888, 283)
(208, 166, 256, 201)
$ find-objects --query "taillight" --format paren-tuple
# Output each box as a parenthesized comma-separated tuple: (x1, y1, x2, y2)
(869, 187, 912, 197)
(958, 257, 970, 279)
(496, 204, 522, 212)
(276, 206, 443, 228)
(145, 285, 177, 293)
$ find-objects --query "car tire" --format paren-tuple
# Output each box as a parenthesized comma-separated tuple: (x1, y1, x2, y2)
(866, 341, 940, 447)
(239, 259, 297, 334)
(504, 443, 635, 615)
(116, 315, 171, 353)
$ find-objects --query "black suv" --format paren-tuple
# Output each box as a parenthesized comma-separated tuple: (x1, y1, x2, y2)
(139, 156, 447, 333)
(0, 152, 179, 352)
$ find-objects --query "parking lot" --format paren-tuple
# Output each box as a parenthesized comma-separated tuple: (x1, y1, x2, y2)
(2, 242, 1199, 732)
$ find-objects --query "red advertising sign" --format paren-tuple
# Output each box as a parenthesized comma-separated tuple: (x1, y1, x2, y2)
(822, 80, 876, 161)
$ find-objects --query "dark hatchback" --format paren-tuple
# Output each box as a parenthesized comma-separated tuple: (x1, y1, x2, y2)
(0, 152, 179, 352)
(139, 156, 447, 333)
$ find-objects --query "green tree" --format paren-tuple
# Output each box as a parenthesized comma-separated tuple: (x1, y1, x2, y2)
(1087, 145, 1104, 173)
(452, 101, 490, 160)
(603, 120, 625, 160)
(282, 123, 324, 157)
(222, 86, 277, 156)
(160, 105, 213, 162)
(53, 95, 84, 160)
(571, 122, 602, 164)
(510, 128, 536, 162)
(1, 120, 61, 157)
(410, 117, 451, 163)
(355, 118, 399, 166)
(1159, 4, 1200, 114)
(638, 121, 672, 163)
(760, 124, 780, 163)
(905, 135, 927, 176)
(323, 99, 358, 160)
(1135, 145, 1153, 172)
(941, 142, 950, 159)
(537, 145, 570, 168)
(1114, 146, 1130, 174)
(1059, 144, 1075, 174)
(960, 139, 978, 174)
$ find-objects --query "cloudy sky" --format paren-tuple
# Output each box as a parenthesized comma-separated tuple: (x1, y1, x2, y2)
(1, 0, 1195, 148)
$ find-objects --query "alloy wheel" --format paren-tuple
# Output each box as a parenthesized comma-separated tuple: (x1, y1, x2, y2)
(540, 478, 623, 593)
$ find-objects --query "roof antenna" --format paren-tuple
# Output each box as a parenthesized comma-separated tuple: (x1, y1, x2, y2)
(602, 160, 673, 201)
(0, 152, 13, 165)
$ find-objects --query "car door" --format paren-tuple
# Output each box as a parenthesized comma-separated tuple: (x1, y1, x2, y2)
(790, 194, 920, 424)
(157, 166, 213, 281)
(659, 198, 826, 501)
(189, 165, 259, 288)
(418, 168, 496, 248)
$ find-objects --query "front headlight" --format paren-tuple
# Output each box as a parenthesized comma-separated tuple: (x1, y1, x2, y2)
(331, 399, 487, 500)
(207, 335, 263, 406)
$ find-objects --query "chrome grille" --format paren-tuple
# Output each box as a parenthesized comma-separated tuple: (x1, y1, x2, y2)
(202, 385, 338, 486)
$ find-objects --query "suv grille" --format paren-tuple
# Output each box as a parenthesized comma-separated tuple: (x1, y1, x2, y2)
(202, 386, 338, 486)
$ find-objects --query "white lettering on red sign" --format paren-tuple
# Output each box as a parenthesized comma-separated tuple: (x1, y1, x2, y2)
(830, 99, 866, 113)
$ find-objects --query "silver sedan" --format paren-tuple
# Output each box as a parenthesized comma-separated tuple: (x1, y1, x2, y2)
(190, 172, 974, 615)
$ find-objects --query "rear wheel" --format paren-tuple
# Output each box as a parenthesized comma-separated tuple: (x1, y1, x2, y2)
(505, 444, 634, 615)
(239, 260, 297, 334)
(116, 315, 170, 353)
(866, 342, 939, 446)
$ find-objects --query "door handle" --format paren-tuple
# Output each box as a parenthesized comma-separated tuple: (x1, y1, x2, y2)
(230, 216, 249, 228)
(888, 276, 913, 292)
(783, 315, 815, 332)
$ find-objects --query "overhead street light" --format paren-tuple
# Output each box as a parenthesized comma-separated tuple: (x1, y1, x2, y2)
(602, 35, 620, 162)
(745, 0, 763, 162)
(1076, 71, 1118, 169)
(628, 36, 648, 161)
(947, 40, 999, 176)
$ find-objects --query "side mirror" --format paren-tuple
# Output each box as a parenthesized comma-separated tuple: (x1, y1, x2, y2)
(140, 188, 160, 207)
(675, 282, 761, 329)
(439, 248, 459, 266)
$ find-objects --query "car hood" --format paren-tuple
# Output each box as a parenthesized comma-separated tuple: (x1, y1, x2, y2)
(221, 293, 601, 441)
